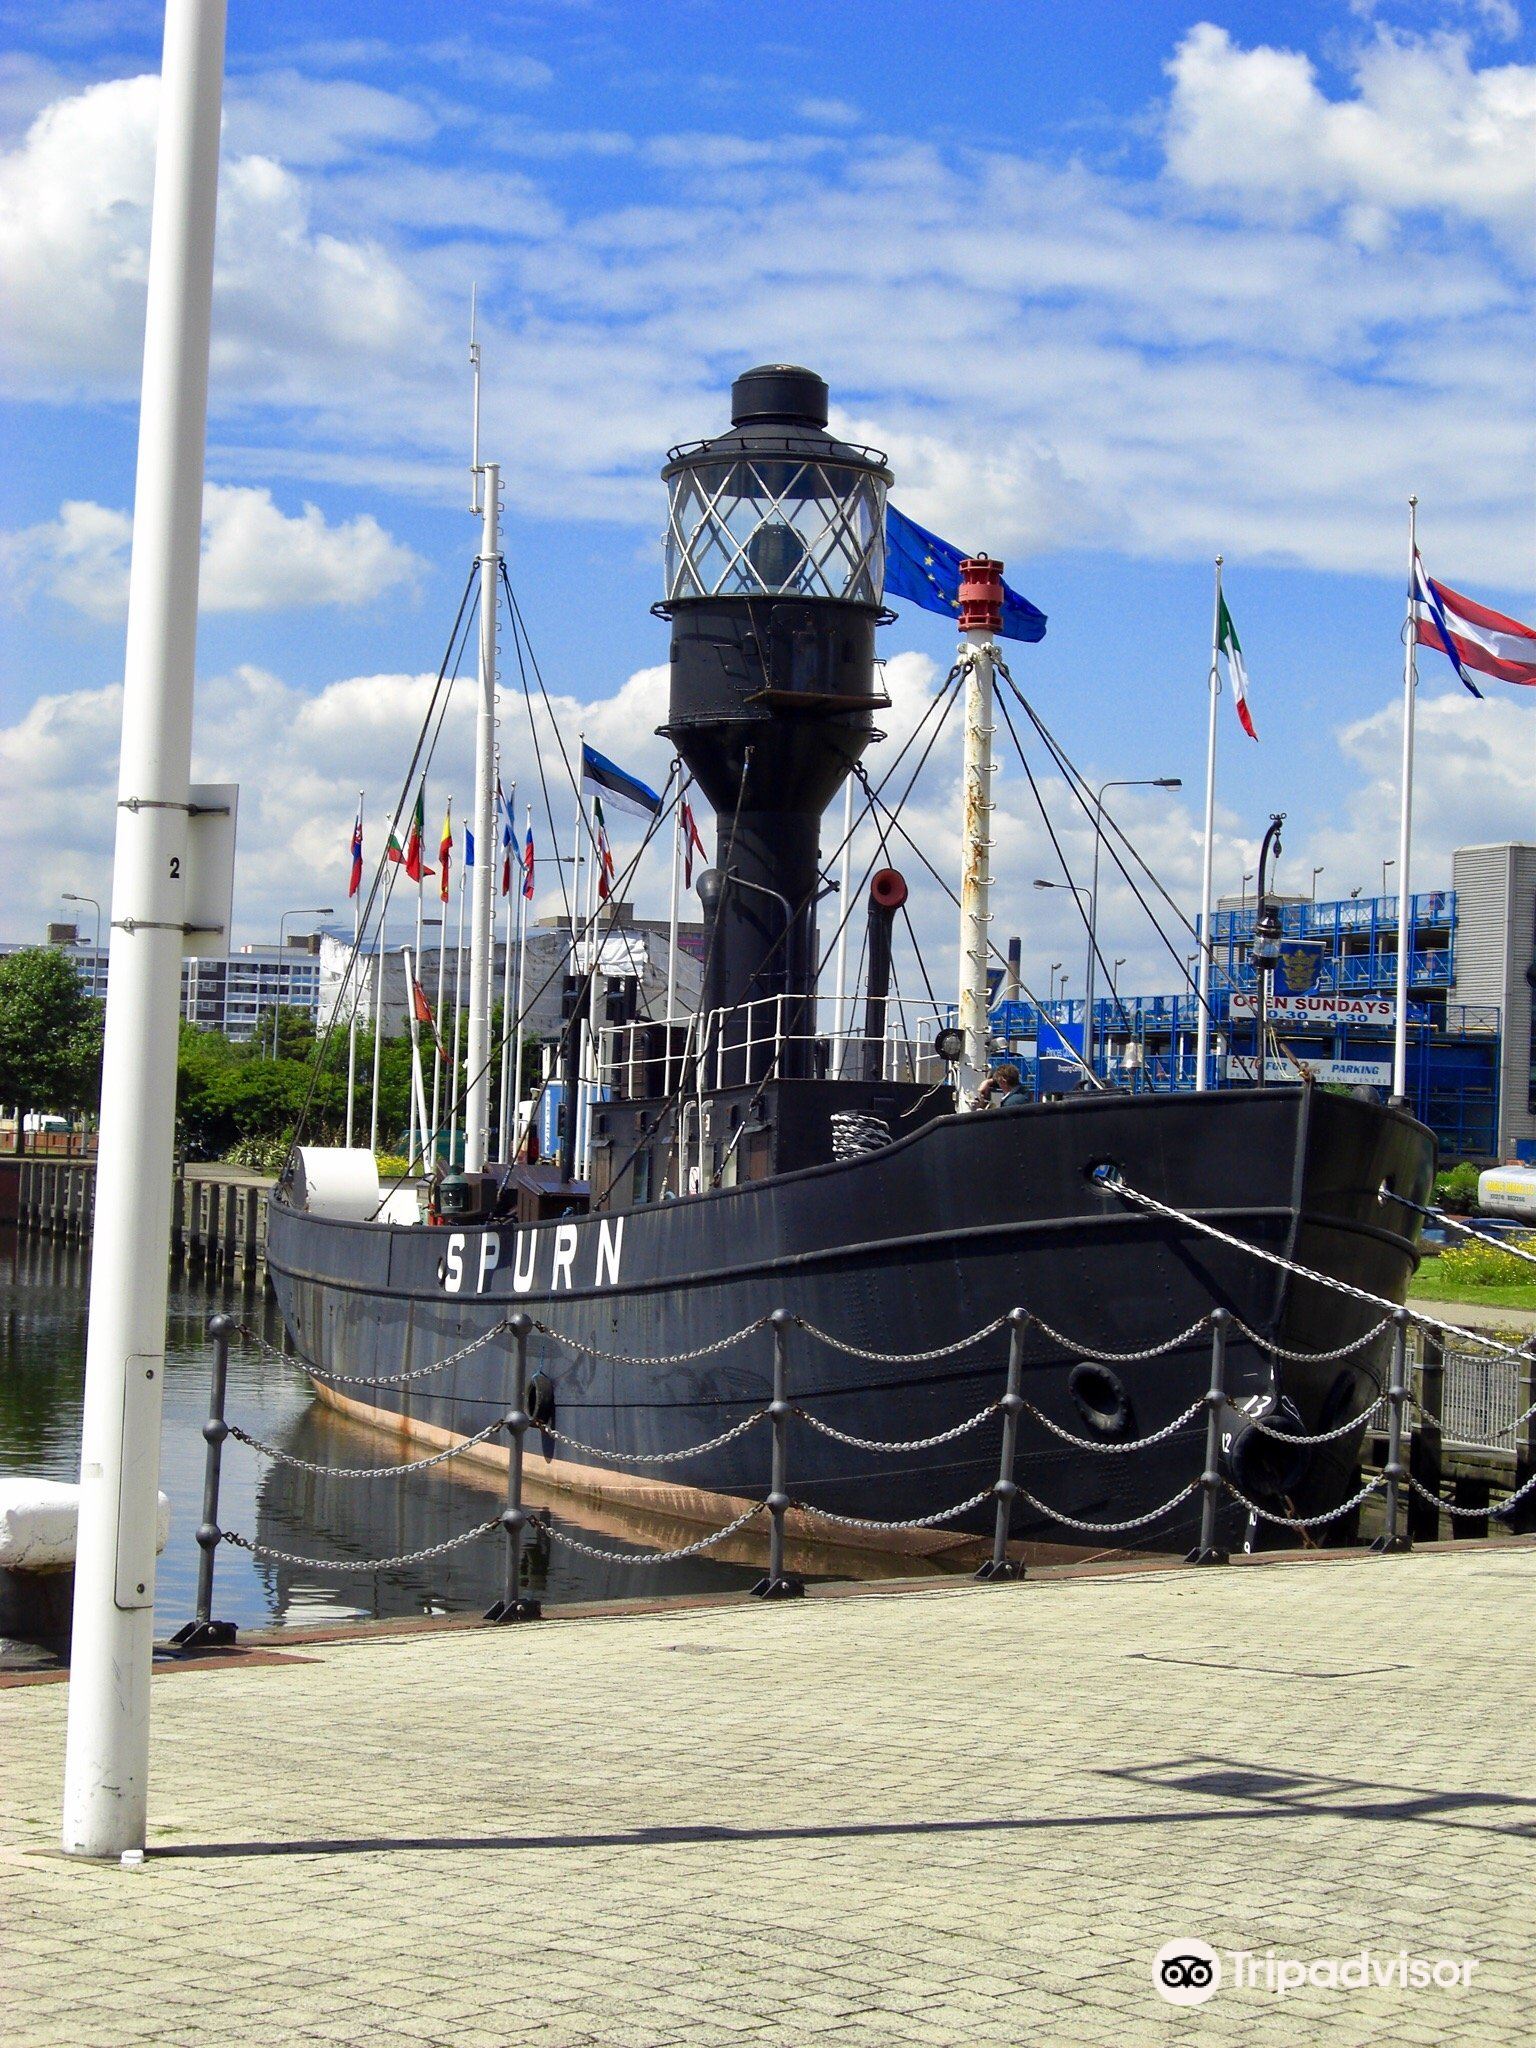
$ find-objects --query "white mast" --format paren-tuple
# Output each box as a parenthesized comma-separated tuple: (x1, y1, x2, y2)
(510, 800, 532, 1156)
(497, 773, 517, 1158)
(430, 794, 450, 1156)
(346, 786, 364, 1146)
(63, 0, 227, 1860)
(665, 779, 683, 1033)
(1392, 497, 1418, 1104)
(956, 557, 1001, 1109)
(1195, 556, 1223, 1092)
(832, 773, 854, 1073)
(449, 847, 467, 1158)
(410, 782, 426, 1172)
(369, 848, 389, 1155)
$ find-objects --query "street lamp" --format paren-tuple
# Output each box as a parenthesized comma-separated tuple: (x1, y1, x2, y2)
(1048, 961, 1062, 1005)
(1241, 871, 1254, 913)
(1382, 857, 1395, 901)
(1311, 865, 1324, 903)
(1083, 778, 1180, 1078)
(273, 907, 334, 1057)
(61, 893, 102, 992)
(1249, 814, 1286, 1088)
(1111, 956, 1126, 996)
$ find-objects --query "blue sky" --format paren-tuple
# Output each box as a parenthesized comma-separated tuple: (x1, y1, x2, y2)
(0, 0, 1531, 995)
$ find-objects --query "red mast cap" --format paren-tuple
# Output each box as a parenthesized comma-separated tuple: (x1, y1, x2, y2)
(957, 554, 1004, 633)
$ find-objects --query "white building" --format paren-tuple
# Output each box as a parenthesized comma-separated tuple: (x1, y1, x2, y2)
(9, 930, 323, 1043)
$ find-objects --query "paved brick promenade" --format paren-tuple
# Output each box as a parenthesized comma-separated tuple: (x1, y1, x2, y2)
(3, 1543, 1533, 2047)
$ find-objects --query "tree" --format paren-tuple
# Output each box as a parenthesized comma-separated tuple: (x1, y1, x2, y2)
(0, 948, 102, 1140)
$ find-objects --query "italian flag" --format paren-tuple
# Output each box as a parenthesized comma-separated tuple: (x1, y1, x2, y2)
(386, 786, 434, 883)
(1217, 593, 1257, 740)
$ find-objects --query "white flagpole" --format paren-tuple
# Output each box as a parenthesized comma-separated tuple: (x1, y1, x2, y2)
(832, 773, 854, 1073)
(497, 776, 517, 1159)
(403, 944, 430, 1170)
(410, 787, 425, 1170)
(62, 0, 227, 1861)
(511, 803, 532, 1157)
(1392, 497, 1419, 1104)
(581, 794, 601, 1180)
(430, 796, 451, 1159)
(1195, 556, 1223, 1093)
(449, 842, 467, 1158)
(346, 785, 364, 1146)
(570, 746, 586, 1176)
(665, 780, 683, 1027)
(369, 836, 391, 1155)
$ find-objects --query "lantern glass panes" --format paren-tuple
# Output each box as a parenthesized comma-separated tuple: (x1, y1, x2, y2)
(666, 458, 887, 604)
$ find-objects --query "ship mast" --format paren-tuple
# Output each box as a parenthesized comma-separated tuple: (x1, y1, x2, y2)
(464, 303, 499, 1172)
(955, 556, 1003, 1110)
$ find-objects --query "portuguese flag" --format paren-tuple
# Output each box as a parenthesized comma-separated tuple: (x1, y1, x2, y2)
(386, 784, 434, 883)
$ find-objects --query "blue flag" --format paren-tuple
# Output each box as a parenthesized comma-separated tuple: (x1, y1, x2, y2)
(884, 504, 1046, 643)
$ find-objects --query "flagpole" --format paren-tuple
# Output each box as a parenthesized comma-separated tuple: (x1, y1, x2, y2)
(449, 844, 467, 1160)
(369, 836, 390, 1155)
(581, 793, 600, 1181)
(1392, 497, 1418, 1105)
(665, 776, 683, 1035)
(403, 943, 430, 1170)
(1195, 556, 1223, 1093)
(570, 739, 586, 1178)
(430, 795, 451, 1159)
(511, 803, 531, 1158)
(410, 782, 425, 1172)
(463, 462, 500, 1177)
(832, 773, 854, 1075)
(346, 786, 363, 1146)
(497, 775, 517, 1159)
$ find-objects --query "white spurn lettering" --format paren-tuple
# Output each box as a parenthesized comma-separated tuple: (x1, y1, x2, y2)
(477, 1232, 501, 1293)
(512, 1229, 537, 1295)
(442, 1233, 466, 1295)
(551, 1223, 578, 1291)
(596, 1216, 625, 1289)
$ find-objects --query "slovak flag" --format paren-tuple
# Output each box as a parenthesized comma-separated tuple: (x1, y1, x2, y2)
(1413, 552, 1536, 699)
(680, 796, 707, 889)
(348, 810, 363, 899)
(522, 826, 535, 901)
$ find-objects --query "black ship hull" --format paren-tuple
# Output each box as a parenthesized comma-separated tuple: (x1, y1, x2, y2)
(266, 1084, 1433, 1557)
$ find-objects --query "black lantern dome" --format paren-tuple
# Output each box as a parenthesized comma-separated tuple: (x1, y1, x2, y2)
(662, 365, 891, 606)
(659, 368, 893, 1081)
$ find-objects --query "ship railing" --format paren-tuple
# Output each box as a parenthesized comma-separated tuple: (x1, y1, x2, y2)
(171, 1272, 1536, 1651)
(600, 995, 949, 1102)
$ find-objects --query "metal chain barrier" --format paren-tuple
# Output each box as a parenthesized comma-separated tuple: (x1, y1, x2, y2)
(1019, 1394, 1203, 1455)
(792, 1315, 1008, 1364)
(1014, 1479, 1201, 1535)
(1100, 1172, 1535, 1366)
(1222, 1477, 1385, 1529)
(232, 1315, 513, 1389)
(531, 1317, 771, 1367)
(222, 1519, 501, 1573)
(1404, 1468, 1536, 1520)
(226, 1414, 507, 1479)
(1412, 1387, 1536, 1446)
(1028, 1314, 1211, 1364)
(793, 1402, 1000, 1454)
(789, 1485, 998, 1532)
(1246, 1392, 1390, 1447)
(1229, 1315, 1394, 1365)
(537, 1409, 766, 1466)
(542, 1502, 766, 1565)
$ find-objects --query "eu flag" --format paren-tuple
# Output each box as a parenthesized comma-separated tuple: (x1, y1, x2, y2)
(884, 504, 1047, 643)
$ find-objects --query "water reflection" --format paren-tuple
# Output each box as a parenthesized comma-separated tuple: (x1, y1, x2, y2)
(1, 1228, 988, 1651)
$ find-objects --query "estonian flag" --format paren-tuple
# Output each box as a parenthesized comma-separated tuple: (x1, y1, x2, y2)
(581, 741, 661, 819)
(883, 505, 1046, 643)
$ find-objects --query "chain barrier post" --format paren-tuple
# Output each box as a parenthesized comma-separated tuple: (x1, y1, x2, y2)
(1408, 1327, 1443, 1543)
(169, 1313, 238, 1651)
(977, 1308, 1028, 1581)
(1187, 1308, 1229, 1565)
(486, 1313, 542, 1623)
(1369, 1309, 1412, 1554)
(752, 1309, 804, 1600)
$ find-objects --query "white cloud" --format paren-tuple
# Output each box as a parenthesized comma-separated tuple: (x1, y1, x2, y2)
(1164, 23, 1536, 256)
(0, 72, 427, 398)
(3, 484, 424, 620)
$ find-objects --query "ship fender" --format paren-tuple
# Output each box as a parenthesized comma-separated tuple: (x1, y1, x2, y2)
(1219, 1392, 1309, 1499)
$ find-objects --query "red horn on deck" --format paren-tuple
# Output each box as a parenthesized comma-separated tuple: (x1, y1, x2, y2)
(869, 868, 908, 912)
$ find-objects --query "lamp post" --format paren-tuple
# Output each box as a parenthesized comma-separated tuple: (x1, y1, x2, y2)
(62, 893, 103, 993)
(1111, 957, 1126, 999)
(1249, 814, 1286, 1088)
(1310, 865, 1324, 903)
(1084, 778, 1180, 1078)
(1241, 871, 1254, 913)
(1382, 857, 1395, 902)
(1048, 961, 1062, 1006)
(272, 907, 333, 1058)
(1035, 879, 1090, 1057)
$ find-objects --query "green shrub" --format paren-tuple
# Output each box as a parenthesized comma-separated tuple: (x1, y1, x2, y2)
(1434, 1162, 1482, 1214)
(224, 1133, 291, 1176)
(1437, 1232, 1536, 1289)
